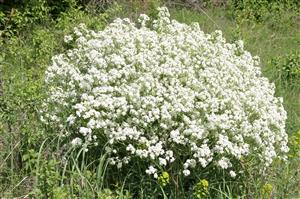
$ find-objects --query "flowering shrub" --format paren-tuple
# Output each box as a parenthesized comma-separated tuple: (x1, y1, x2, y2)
(42, 7, 288, 179)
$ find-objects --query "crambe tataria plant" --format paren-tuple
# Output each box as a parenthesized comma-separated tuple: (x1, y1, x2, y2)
(42, 7, 288, 178)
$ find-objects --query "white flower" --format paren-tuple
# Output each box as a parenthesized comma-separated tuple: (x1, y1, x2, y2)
(64, 35, 73, 43)
(117, 162, 123, 169)
(71, 137, 82, 146)
(159, 157, 167, 166)
(79, 127, 91, 136)
(229, 170, 237, 178)
(126, 144, 136, 154)
(146, 165, 157, 178)
(183, 169, 190, 176)
(66, 114, 76, 125)
(138, 14, 150, 27)
(218, 157, 232, 169)
(146, 166, 157, 175)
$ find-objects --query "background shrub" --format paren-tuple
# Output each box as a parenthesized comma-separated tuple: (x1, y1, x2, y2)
(271, 52, 300, 88)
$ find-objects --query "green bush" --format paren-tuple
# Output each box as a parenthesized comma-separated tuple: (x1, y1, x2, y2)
(228, 0, 299, 27)
(271, 52, 300, 88)
(0, 0, 50, 37)
(0, 0, 115, 37)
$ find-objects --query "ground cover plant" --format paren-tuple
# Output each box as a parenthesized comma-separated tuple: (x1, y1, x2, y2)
(0, 0, 299, 198)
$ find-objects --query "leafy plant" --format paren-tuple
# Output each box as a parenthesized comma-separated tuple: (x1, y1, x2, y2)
(228, 0, 299, 29)
(289, 130, 300, 158)
(271, 52, 300, 88)
(194, 179, 209, 199)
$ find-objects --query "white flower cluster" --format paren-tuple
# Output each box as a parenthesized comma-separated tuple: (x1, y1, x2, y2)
(42, 7, 288, 178)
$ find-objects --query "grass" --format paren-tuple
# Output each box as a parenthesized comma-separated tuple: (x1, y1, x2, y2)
(0, 1, 299, 198)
